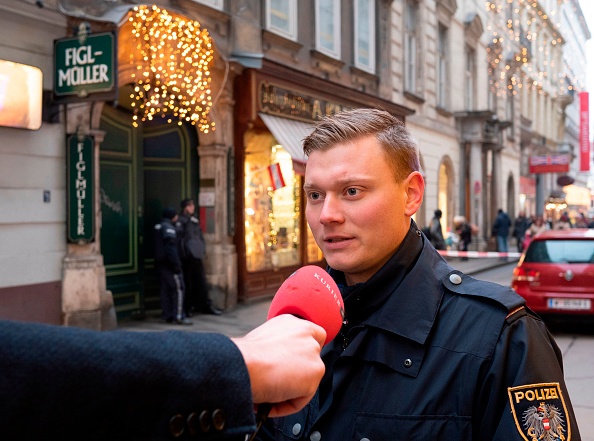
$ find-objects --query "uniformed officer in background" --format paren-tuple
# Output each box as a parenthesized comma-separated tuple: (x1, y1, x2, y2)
(178, 198, 222, 316)
(256, 108, 581, 441)
(154, 206, 192, 325)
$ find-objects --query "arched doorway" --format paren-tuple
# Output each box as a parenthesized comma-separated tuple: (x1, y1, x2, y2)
(99, 89, 199, 318)
(437, 156, 456, 235)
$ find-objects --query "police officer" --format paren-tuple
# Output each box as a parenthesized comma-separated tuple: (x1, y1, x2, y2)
(154, 207, 192, 325)
(178, 198, 221, 316)
(256, 109, 581, 441)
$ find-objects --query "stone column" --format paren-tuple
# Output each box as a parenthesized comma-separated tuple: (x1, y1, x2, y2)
(468, 140, 485, 250)
(61, 102, 116, 330)
(491, 147, 501, 215)
(197, 85, 238, 310)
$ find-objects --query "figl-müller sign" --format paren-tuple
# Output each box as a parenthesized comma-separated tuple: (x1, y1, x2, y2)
(67, 135, 94, 244)
(54, 31, 115, 100)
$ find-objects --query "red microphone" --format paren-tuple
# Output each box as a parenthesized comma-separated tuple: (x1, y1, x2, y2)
(267, 265, 345, 346)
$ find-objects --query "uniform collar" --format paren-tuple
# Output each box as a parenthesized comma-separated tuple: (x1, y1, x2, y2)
(328, 221, 450, 346)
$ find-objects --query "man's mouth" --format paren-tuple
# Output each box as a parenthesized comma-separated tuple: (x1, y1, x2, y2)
(326, 237, 349, 243)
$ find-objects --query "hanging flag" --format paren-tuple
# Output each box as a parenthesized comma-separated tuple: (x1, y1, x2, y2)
(267, 163, 286, 190)
(579, 92, 590, 172)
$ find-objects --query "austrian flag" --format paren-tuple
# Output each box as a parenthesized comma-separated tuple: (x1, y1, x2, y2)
(267, 163, 286, 190)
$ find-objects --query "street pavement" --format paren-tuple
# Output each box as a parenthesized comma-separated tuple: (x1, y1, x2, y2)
(118, 257, 594, 439)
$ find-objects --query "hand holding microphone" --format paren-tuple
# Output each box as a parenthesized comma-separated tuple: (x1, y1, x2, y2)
(233, 266, 343, 419)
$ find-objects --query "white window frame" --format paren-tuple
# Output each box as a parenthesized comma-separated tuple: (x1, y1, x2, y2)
(266, 0, 298, 41)
(437, 23, 448, 108)
(315, 0, 341, 59)
(404, 0, 419, 93)
(190, 0, 223, 11)
(354, 0, 375, 74)
(465, 45, 476, 110)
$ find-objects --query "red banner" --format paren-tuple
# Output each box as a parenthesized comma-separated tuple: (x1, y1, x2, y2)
(529, 154, 570, 174)
(579, 92, 590, 172)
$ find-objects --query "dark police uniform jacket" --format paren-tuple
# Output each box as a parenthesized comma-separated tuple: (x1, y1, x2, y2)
(0, 320, 257, 440)
(154, 217, 183, 273)
(178, 213, 206, 260)
(263, 223, 580, 441)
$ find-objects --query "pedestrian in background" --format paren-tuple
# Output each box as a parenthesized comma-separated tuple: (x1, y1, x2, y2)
(554, 212, 573, 230)
(512, 211, 531, 252)
(178, 198, 221, 316)
(492, 208, 511, 260)
(575, 212, 588, 228)
(429, 209, 447, 250)
(453, 215, 472, 260)
(154, 207, 192, 325)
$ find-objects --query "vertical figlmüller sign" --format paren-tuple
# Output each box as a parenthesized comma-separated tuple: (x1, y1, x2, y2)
(67, 135, 94, 244)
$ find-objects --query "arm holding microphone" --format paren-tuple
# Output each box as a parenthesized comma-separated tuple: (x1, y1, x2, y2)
(0, 311, 327, 440)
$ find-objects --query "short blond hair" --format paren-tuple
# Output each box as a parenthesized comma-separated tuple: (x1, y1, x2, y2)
(303, 108, 420, 182)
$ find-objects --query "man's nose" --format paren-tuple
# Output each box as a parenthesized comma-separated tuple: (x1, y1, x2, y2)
(319, 195, 344, 224)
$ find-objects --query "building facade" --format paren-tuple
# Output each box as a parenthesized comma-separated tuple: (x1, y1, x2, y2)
(394, 0, 591, 245)
(0, 0, 590, 327)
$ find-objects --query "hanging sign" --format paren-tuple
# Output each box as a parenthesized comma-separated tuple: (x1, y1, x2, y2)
(529, 154, 570, 174)
(67, 135, 95, 244)
(54, 30, 116, 102)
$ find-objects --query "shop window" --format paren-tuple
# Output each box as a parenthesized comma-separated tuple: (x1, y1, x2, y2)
(306, 223, 324, 263)
(244, 134, 300, 272)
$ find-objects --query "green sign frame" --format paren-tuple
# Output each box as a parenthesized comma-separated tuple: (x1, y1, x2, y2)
(54, 32, 116, 101)
(67, 135, 95, 244)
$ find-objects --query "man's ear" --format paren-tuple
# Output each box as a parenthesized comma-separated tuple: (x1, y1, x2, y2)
(404, 171, 424, 216)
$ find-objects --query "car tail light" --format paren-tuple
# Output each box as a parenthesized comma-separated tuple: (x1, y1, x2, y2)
(512, 267, 540, 283)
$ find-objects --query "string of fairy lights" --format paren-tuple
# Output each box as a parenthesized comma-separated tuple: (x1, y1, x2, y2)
(127, 5, 215, 132)
(484, 0, 587, 98)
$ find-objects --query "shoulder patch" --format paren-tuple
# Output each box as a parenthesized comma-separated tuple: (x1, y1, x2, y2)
(163, 227, 176, 238)
(508, 382, 573, 441)
(442, 270, 525, 313)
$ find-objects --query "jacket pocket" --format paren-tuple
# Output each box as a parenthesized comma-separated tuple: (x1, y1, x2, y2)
(355, 413, 472, 440)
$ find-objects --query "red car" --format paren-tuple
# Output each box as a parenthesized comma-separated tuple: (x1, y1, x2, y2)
(511, 229, 594, 320)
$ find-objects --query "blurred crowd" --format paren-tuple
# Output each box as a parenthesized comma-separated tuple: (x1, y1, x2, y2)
(424, 208, 594, 256)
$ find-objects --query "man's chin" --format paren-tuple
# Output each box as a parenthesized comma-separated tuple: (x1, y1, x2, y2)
(324, 256, 355, 273)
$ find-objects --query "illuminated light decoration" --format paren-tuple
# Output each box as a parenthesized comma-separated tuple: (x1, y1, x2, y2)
(127, 5, 215, 132)
(484, 0, 585, 99)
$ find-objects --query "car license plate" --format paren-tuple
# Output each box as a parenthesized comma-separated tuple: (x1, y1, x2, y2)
(548, 298, 591, 310)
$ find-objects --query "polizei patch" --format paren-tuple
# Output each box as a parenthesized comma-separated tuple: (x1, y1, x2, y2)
(508, 383, 571, 441)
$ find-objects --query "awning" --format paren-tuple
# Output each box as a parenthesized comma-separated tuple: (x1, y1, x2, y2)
(259, 113, 315, 175)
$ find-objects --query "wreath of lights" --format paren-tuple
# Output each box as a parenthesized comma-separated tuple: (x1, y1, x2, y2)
(128, 5, 215, 132)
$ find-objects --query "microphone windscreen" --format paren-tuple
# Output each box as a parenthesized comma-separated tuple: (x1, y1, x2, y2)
(267, 266, 344, 345)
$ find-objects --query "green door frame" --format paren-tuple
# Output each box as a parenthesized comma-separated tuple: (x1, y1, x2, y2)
(99, 104, 199, 319)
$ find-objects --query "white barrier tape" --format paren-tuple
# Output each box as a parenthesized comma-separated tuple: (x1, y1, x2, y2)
(437, 250, 522, 259)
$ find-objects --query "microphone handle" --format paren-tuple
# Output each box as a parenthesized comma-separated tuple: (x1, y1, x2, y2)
(247, 402, 273, 441)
